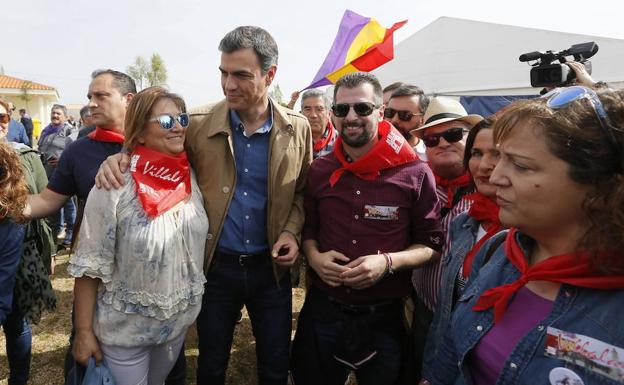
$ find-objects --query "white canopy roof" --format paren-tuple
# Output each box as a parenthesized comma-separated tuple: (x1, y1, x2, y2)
(373, 17, 624, 96)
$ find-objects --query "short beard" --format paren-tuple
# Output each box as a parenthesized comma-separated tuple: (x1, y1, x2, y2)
(341, 125, 373, 148)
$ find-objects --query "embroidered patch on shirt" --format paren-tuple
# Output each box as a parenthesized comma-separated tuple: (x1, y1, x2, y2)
(544, 326, 624, 382)
(363, 205, 399, 221)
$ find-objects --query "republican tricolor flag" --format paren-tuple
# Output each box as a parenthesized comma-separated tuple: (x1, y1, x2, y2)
(306, 10, 407, 89)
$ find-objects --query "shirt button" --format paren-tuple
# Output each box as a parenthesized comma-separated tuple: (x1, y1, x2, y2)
(243, 192, 248, 196)
(244, 168, 249, 173)
(565, 290, 572, 297)
(245, 240, 250, 244)
(246, 144, 251, 148)
(354, 215, 359, 220)
(207, 233, 213, 240)
(476, 325, 483, 331)
(222, 186, 230, 193)
(537, 325, 544, 331)
(352, 240, 357, 244)
(245, 215, 250, 220)
(355, 190, 361, 195)
(509, 362, 518, 369)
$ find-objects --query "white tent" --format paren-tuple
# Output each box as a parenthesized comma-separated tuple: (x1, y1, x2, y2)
(373, 17, 624, 97)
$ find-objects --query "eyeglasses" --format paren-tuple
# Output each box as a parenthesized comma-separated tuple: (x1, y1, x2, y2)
(150, 113, 189, 130)
(383, 108, 422, 122)
(0, 113, 9, 124)
(331, 102, 379, 118)
(544, 86, 622, 150)
(422, 127, 466, 148)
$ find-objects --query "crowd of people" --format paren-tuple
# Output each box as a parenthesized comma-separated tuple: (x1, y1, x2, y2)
(1, 24, 623, 385)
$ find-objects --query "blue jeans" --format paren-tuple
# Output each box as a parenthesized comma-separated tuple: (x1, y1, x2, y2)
(2, 311, 32, 385)
(291, 287, 405, 385)
(196, 251, 292, 385)
(55, 197, 76, 244)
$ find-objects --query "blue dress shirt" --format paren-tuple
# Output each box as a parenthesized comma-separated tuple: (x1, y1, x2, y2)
(217, 107, 273, 254)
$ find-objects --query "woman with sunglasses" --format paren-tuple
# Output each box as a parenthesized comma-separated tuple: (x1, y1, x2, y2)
(430, 87, 624, 385)
(69, 87, 208, 384)
(420, 118, 502, 384)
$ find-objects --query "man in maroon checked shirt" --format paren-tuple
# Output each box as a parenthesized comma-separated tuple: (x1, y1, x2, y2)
(290, 72, 443, 385)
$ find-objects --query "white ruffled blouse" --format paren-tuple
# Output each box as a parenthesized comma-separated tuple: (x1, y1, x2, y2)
(68, 171, 208, 347)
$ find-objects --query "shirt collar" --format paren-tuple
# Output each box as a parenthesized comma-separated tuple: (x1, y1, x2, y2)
(229, 101, 274, 138)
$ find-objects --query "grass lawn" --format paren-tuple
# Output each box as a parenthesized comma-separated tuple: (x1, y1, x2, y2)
(0, 253, 313, 385)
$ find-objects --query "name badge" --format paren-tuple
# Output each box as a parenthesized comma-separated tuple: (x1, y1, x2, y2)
(544, 326, 624, 382)
(363, 205, 399, 221)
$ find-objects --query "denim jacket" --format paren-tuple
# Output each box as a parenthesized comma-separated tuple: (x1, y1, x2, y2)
(430, 231, 624, 385)
(422, 212, 480, 380)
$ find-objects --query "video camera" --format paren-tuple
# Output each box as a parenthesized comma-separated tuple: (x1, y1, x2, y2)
(519, 42, 599, 88)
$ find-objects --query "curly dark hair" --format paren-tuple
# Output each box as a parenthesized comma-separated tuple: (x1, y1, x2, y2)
(493, 88, 624, 273)
(0, 141, 28, 223)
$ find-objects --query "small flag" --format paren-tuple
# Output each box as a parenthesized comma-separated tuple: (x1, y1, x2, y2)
(306, 10, 407, 89)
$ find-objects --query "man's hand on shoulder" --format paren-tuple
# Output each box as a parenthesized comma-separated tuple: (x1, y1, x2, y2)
(95, 153, 130, 190)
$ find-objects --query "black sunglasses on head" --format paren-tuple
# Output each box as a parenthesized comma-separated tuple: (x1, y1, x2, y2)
(383, 108, 422, 122)
(331, 102, 379, 118)
(422, 127, 466, 147)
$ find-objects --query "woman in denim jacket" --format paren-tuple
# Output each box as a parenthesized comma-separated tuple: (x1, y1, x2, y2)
(420, 119, 502, 383)
(430, 87, 624, 385)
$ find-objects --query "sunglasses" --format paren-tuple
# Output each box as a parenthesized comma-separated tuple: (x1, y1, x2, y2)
(384, 108, 422, 122)
(544, 86, 622, 150)
(331, 102, 379, 118)
(422, 127, 466, 148)
(150, 113, 189, 130)
(0, 113, 9, 124)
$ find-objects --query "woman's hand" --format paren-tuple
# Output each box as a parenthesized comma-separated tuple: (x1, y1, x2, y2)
(72, 329, 103, 366)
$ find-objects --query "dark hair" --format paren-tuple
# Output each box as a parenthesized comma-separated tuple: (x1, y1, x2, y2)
(333, 72, 383, 106)
(219, 26, 278, 74)
(91, 69, 137, 95)
(493, 89, 624, 273)
(463, 118, 495, 170)
(19, 108, 26, 114)
(390, 84, 430, 114)
(124, 86, 186, 152)
(382, 81, 406, 94)
(79, 105, 90, 120)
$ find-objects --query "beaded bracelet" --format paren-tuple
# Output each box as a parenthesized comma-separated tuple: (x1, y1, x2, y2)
(382, 252, 395, 276)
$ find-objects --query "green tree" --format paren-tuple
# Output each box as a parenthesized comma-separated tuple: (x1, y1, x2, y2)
(126, 56, 149, 90)
(126, 53, 168, 90)
(268, 83, 285, 106)
(146, 53, 167, 87)
(19, 81, 33, 110)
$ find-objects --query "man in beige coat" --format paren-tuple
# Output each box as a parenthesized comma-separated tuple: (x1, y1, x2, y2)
(96, 26, 312, 385)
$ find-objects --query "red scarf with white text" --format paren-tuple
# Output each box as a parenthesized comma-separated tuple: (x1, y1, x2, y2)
(462, 192, 502, 278)
(130, 145, 191, 218)
(433, 172, 471, 208)
(330, 121, 417, 187)
(473, 228, 624, 323)
(314, 122, 335, 153)
(87, 127, 125, 143)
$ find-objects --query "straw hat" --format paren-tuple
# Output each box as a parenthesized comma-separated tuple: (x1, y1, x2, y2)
(410, 96, 483, 134)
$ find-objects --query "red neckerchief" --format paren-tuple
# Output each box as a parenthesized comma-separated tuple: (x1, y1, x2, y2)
(313, 122, 335, 152)
(130, 145, 191, 218)
(433, 171, 471, 208)
(473, 228, 624, 323)
(330, 121, 417, 187)
(462, 192, 502, 278)
(87, 127, 125, 143)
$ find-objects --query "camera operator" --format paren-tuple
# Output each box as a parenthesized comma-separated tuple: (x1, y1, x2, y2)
(565, 61, 609, 89)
